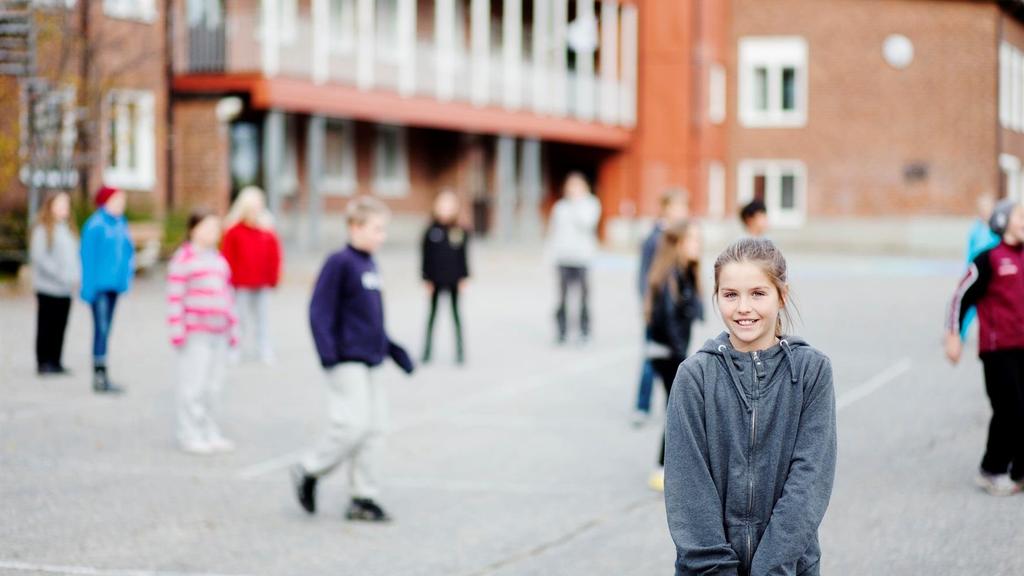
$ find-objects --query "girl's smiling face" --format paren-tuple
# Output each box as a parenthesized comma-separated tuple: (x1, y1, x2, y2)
(716, 261, 786, 352)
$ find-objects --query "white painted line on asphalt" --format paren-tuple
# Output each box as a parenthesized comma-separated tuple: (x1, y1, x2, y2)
(236, 450, 303, 480)
(0, 560, 250, 576)
(836, 357, 913, 412)
(235, 346, 636, 480)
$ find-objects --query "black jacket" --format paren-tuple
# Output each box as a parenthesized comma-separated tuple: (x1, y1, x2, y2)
(648, 267, 703, 359)
(421, 221, 470, 286)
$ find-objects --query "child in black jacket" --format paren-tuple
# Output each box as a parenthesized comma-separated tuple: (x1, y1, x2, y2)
(644, 220, 703, 492)
(421, 190, 470, 364)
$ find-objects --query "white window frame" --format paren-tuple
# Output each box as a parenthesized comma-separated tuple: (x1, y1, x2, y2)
(329, 0, 357, 54)
(103, 0, 156, 22)
(103, 89, 155, 191)
(737, 159, 807, 228)
(708, 62, 726, 125)
(322, 119, 357, 196)
(1001, 153, 1021, 201)
(19, 85, 79, 189)
(738, 36, 808, 128)
(33, 0, 77, 9)
(373, 124, 409, 197)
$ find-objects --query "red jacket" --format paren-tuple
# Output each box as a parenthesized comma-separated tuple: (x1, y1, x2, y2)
(949, 241, 1024, 353)
(221, 223, 282, 288)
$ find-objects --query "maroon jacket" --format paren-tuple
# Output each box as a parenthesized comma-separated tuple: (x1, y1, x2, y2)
(948, 241, 1024, 354)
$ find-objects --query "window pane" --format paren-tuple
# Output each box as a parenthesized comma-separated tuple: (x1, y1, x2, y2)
(780, 173, 796, 210)
(781, 67, 796, 111)
(125, 101, 138, 170)
(753, 67, 768, 111)
(108, 113, 118, 169)
(753, 173, 767, 202)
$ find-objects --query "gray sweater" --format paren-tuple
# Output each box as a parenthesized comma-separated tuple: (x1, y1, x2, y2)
(31, 223, 80, 297)
(547, 194, 601, 267)
(665, 332, 836, 576)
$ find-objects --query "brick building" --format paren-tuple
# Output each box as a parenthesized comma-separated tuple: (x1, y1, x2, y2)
(0, 0, 169, 221)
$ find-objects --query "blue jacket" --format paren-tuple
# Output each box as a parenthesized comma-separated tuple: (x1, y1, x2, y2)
(309, 245, 413, 373)
(665, 333, 836, 576)
(79, 208, 134, 303)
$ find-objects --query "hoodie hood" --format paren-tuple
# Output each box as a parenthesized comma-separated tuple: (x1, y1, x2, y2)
(697, 332, 809, 412)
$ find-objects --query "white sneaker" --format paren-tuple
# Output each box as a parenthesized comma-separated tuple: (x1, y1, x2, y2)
(180, 440, 214, 455)
(207, 436, 236, 453)
(986, 474, 1023, 497)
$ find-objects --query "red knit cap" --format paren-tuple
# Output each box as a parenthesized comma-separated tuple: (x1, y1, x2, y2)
(95, 186, 119, 207)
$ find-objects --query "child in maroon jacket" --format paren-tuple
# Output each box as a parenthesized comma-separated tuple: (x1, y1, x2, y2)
(221, 186, 282, 364)
(946, 198, 1024, 496)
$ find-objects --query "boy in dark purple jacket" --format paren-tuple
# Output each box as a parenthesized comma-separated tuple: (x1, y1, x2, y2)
(946, 198, 1024, 497)
(291, 196, 414, 522)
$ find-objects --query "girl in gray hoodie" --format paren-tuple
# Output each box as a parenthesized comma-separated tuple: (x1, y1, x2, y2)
(31, 191, 80, 375)
(664, 238, 836, 576)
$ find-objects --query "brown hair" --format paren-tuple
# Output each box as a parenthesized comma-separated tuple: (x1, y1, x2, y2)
(659, 187, 688, 213)
(186, 208, 216, 242)
(644, 220, 701, 323)
(34, 191, 75, 250)
(346, 195, 391, 226)
(713, 237, 796, 337)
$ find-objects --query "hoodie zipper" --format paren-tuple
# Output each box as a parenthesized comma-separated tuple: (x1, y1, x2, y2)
(746, 350, 760, 568)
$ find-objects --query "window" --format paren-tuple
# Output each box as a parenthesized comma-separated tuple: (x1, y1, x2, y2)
(329, 0, 356, 54)
(1000, 42, 1024, 133)
(20, 85, 78, 188)
(373, 125, 408, 197)
(738, 160, 806, 227)
(1001, 43, 1011, 129)
(186, 0, 222, 29)
(33, 0, 77, 9)
(708, 62, 726, 124)
(104, 90, 155, 191)
(1001, 154, 1021, 201)
(103, 0, 156, 22)
(376, 0, 400, 63)
(323, 120, 356, 195)
(738, 36, 807, 127)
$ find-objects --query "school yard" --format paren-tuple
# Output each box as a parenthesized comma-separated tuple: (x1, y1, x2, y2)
(1, 241, 1022, 575)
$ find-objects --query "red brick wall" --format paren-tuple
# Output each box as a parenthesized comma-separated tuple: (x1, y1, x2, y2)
(172, 100, 231, 215)
(730, 0, 1000, 219)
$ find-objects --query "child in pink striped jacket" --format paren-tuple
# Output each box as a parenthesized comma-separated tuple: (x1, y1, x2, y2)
(167, 210, 238, 455)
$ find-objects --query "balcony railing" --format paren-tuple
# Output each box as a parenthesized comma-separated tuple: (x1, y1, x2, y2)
(171, 3, 635, 127)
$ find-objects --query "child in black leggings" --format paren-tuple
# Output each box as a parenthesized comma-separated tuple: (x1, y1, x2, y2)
(421, 190, 470, 365)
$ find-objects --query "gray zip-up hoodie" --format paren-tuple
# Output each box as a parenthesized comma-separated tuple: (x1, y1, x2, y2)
(665, 332, 836, 576)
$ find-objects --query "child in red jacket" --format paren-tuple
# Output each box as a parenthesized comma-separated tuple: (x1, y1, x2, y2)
(222, 186, 282, 364)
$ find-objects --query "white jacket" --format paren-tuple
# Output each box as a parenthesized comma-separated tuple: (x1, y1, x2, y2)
(547, 194, 601, 267)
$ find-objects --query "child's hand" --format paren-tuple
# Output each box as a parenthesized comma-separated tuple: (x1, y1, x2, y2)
(458, 279, 468, 292)
(424, 281, 434, 293)
(944, 332, 962, 365)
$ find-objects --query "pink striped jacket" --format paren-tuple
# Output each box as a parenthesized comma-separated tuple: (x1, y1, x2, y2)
(167, 242, 238, 347)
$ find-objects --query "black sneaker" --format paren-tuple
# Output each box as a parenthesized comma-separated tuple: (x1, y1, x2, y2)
(345, 498, 392, 522)
(290, 465, 317, 514)
(92, 367, 124, 394)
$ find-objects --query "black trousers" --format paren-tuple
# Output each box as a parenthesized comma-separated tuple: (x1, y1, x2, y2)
(36, 292, 71, 369)
(653, 356, 684, 467)
(423, 283, 463, 361)
(980, 350, 1024, 480)
(555, 265, 590, 339)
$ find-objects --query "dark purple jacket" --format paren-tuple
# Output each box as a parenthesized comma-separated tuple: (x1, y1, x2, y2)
(949, 241, 1024, 354)
(309, 246, 392, 368)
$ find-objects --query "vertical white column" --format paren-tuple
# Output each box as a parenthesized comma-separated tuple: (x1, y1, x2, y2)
(620, 2, 637, 126)
(575, 0, 596, 121)
(436, 0, 456, 100)
(262, 0, 280, 76)
(495, 135, 519, 239)
(263, 110, 285, 216)
(471, 0, 490, 106)
(306, 115, 325, 249)
(312, 0, 329, 84)
(552, 0, 568, 116)
(357, 0, 375, 90)
(503, 0, 523, 109)
(398, 0, 417, 95)
(599, 0, 618, 124)
(532, 0, 550, 114)
(519, 138, 542, 237)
